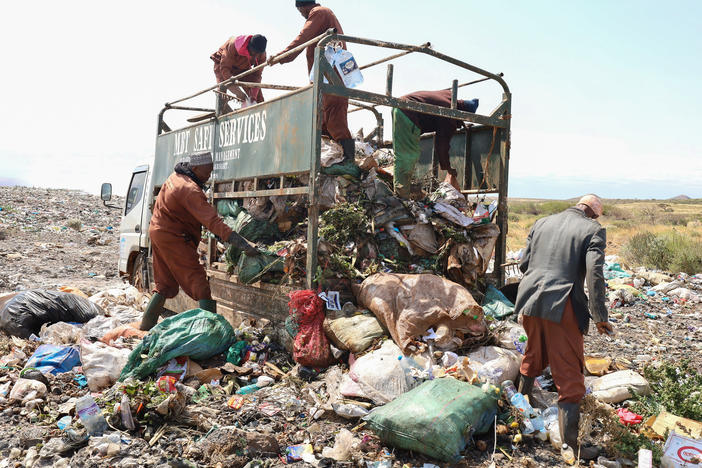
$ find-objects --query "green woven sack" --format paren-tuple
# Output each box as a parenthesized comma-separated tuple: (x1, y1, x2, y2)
(119, 309, 234, 381)
(364, 378, 498, 462)
(482, 284, 515, 319)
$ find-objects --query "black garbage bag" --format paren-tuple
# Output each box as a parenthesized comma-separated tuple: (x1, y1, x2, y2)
(0, 289, 103, 338)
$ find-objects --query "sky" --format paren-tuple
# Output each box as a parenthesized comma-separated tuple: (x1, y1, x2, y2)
(1, 0, 700, 199)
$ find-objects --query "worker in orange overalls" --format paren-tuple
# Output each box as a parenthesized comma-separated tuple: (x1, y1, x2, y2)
(270, 1, 355, 167)
(211, 34, 267, 111)
(139, 152, 257, 331)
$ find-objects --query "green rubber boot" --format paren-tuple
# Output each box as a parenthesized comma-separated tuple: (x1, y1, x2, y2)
(139, 293, 165, 331)
(199, 299, 217, 313)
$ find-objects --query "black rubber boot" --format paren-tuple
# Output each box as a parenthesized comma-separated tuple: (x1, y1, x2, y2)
(558, 402, 600, 461)
(199, 299, 217, 313)
(518, 374, 535, 403)
(339, 138, 356, 163)
(139, 293, 165, 331)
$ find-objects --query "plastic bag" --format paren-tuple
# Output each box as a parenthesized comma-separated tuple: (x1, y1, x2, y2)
(288, 290, 332, 368)
(81, 340, 131, 391)
(323, 313, 386, 354)
(340, 340, 419, 404)
(89, 286, 144, 310)
(119, 309, 234, 381)
(25, 344, 81, 375)
(39, 322, 82, 345)
(364, 378, 498, 462)
(9, 378, 47, 403)
(81, 307, 143, 341)
(0, 289, 103, 338)
(321, 138, 345, 167)
(321, 429, 358, 461)
(467, 346, 521, 386)
(589, 370, 651, 403)
(355, 273, 485, 354)
(236, 251, 285, 284)
(481, 285, 515, 319)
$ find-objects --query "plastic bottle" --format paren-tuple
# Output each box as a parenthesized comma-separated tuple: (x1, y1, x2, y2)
(331, 48, 364, 88)
(501, 380, 544, 434)
(120, 393, 135, 430)
(561, 443, 576, 465)
(236, 383, 260, 395)
(75, 394, 108, 436)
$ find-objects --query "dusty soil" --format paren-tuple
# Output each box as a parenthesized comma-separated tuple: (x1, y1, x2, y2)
(0, 186, 125, 296)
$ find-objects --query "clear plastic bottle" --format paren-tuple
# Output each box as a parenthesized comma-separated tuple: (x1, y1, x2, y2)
(75, 394, 108, 436)
(501, 380, 544, 433)
(331, 48, 364, 88)
(120, 393, 135, 430)
(561, 443, 576, 465)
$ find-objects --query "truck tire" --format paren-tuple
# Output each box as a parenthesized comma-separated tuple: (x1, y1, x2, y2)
(131, 252, 148, 292)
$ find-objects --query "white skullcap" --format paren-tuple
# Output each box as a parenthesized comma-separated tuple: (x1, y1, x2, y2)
(189, 152, 213, 167)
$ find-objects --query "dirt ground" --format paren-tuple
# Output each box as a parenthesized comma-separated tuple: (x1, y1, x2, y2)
(1, 187, 701, 467)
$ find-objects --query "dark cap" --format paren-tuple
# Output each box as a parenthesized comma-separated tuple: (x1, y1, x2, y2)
(295, 0, 316, 6)
(249, 34, 267, 54)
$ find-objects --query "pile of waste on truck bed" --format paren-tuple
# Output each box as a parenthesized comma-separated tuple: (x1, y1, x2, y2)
(2, 252, 702, 466)
(212, 138, 501, 299)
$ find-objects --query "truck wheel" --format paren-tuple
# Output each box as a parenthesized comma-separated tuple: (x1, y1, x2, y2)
(131, 252, 147, 292)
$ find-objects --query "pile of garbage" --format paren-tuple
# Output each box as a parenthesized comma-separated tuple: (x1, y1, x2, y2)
(211, 138, 500, 297)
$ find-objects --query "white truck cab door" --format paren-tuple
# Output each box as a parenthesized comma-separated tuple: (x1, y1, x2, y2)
(118, 170, 148, 274)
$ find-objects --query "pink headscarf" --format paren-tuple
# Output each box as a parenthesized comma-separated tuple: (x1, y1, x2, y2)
(234, 35, 252, 58)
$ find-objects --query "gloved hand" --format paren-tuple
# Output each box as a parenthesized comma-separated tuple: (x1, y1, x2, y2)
(228, 232, 258, 257)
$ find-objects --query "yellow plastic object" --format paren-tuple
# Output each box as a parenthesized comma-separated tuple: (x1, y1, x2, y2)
(58, 286, 88, 298)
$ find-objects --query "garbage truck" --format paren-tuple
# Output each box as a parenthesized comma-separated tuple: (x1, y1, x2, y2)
(102, 31, 512, 326)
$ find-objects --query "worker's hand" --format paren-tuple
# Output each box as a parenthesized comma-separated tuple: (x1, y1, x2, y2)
(228, 232, 259, 257)
(266, 54, 277, 66)
(596, 321, 614, 335)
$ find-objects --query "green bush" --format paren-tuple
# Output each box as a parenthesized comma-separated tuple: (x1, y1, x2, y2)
(629, 360, 702, 421)
(510, 200, 571, 216)
(623, 231, 702, 274)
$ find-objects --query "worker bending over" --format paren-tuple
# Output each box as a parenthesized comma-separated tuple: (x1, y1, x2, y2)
(270, 1, 355, 167)
(515, 194, 612, 461)
(393, 89, 478, 198)
(211, 34, 267, 111)
(139, 152, 257, 331)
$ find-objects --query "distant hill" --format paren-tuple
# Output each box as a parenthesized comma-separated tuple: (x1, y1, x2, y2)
(670, 194, 691, 200)
(0, 177, 27, 187)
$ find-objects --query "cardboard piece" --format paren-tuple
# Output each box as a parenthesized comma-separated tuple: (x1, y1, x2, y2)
(661, 431, 702, 468)
(644, 411, 702, 440)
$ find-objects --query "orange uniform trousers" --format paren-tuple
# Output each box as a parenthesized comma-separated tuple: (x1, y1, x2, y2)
(150, 229, 211, 301)
(322, 94, 351, 141)
(519, 297, 585, 403)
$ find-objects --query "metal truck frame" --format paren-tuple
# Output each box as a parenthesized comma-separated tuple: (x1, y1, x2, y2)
(125, 30, 511, 325)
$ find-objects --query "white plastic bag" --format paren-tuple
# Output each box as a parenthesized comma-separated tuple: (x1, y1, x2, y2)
(321, 429, 358, 461)
(589, 370, 650, 403)
(340, 340, 410, 404)
(321, 138, 344, 167)
(467, 346, 521, 386)
(9, 378, 47, 402)
(80, 340, 131, 392)
(39, 322, 81, 345)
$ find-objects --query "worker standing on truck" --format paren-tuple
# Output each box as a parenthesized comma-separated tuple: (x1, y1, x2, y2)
(139, 152, 258, 331)
(515, 194, 612, 461)
(393, 90, 479, 198)
(269, 1, 356, 168)
(211, 34, 268, 111)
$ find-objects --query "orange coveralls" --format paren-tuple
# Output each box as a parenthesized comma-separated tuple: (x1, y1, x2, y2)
(149, 173, 233, 300)
(278, 5, 352, 141)
(211, 35, 265, 103)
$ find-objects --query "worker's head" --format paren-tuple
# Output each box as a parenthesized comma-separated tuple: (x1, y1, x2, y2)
(189, 152, 214, 183)
(575, 194, 604, 219)
(458, 98, 479, 113)
(295, 0, 317, 18)
(248, 34, 267, 62)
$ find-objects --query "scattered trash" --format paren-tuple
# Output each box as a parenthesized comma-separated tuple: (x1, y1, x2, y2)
(617, 407, 643, 425)
(75, 394, 109, 436)
(80, 339, 130, 391)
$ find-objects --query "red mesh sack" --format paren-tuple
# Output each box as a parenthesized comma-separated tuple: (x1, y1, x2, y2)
(288, 290, 332, 368)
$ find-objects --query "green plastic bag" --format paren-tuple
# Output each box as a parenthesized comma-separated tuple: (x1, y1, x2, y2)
(236, 251, 285, 284)
(226, 341, 248, 365)
(364, 378, 498, 462)
(119, 309, 234, 381)
(482, 285, 515, 319)
(321, 160, 361, 179)
(217, 199, 243, 217)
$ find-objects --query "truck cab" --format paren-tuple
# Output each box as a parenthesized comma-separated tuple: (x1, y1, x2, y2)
(117, 164, 151, 289)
